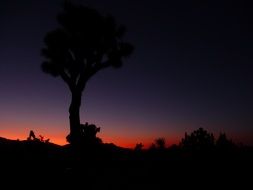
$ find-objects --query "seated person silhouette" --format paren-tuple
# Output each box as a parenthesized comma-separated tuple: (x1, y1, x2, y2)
(27, 130, 36, 141)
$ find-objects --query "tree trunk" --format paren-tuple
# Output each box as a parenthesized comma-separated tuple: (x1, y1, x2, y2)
(68, 89, 82, 144)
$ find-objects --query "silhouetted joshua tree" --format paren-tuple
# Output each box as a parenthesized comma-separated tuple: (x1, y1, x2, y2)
(180, 128, 215, 151)
(134, 143, 144, 151)
(216, 133, 234, 149)
(41, 2, 133, 145)
(155, 138, 166, 149)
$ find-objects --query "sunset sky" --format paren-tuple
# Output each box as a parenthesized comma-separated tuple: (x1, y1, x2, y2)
(0, 0, 253, 148)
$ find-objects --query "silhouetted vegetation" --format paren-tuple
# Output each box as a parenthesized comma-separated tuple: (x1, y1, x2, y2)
(27, 130, 50, 143)
(216, 133, 235, 149)
(180, 127, 215, 151)
(41, 1, 133, 145)
(66, 122, 102, 145)
(1, 1, 252, 189)
(155, 137, 166, 149)
(134, 143, 143, 151)
(0, 127, 252, 189)
(0, 127, 253, 189)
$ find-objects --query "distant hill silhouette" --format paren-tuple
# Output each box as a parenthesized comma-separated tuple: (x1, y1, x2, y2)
(0, 128, 252, 189)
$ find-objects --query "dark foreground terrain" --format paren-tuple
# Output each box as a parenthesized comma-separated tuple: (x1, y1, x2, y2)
(0, 137, 252, 189)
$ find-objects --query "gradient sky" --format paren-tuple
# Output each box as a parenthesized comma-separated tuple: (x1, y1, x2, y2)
(0, 0, 253, 147)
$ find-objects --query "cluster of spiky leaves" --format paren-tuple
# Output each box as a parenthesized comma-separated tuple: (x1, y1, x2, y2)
(41, 2, 133, 91)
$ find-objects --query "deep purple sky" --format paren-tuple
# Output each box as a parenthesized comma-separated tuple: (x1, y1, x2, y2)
(0, 0, 253, 147)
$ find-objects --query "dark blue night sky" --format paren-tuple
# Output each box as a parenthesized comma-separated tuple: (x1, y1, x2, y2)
(0, 0, 253, 147)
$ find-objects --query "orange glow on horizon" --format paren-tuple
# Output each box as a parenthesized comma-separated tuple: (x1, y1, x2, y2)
(0, 121, 180, 148)
(2, 127, 252, 148)
(6, 122, 252, 148)
(98, 133, 179, 149)
(0, 130, 66, 145)
(0, 129, 179, 149)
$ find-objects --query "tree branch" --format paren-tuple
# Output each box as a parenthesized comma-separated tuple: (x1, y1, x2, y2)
(60, 70, 75, 91)
(91, 61, 111, 75)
